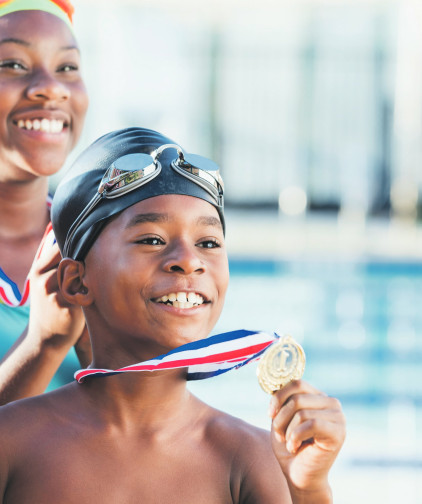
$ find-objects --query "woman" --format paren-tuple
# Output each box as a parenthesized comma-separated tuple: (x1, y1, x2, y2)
(0, 0, 90, 404)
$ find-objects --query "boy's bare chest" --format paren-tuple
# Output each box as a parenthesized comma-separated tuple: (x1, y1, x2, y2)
(6, 433, 236, 504)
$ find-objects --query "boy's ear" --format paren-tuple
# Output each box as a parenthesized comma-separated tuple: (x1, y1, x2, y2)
(58, 258, 93, 306)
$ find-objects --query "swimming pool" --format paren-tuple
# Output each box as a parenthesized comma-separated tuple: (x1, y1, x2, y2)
(188, 257, 422, 504)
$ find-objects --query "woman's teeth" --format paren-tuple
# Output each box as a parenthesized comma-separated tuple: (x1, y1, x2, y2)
(17, 118, 64, 133)
(156, 292, 205, 309)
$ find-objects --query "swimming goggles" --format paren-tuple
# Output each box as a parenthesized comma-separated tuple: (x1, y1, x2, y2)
(62, 144, 224, 257)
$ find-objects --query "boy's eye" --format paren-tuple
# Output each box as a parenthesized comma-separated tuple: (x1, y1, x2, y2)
(197, 239, 220, 249)
(136, 236, 165, 246)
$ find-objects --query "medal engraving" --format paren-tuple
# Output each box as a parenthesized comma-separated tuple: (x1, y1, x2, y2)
(257, 335, 306, 394)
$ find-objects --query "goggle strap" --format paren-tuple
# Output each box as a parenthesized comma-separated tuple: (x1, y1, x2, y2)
(63, 192, 102, 257)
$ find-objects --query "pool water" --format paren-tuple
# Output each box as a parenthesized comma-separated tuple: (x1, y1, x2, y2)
(188, 258, 422, 503)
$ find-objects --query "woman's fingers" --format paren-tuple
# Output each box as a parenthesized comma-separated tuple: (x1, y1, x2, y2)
(30, 223, 60, 273)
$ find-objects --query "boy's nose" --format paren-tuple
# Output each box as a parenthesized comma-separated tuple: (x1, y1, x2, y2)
(163, 241, 205, 275)
(26, 69, 70, 103)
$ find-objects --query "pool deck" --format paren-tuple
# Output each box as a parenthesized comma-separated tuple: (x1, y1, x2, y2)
(225, 209, 422, 262)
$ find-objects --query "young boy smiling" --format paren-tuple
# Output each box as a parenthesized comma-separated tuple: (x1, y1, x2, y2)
(0, 127, 345, 503)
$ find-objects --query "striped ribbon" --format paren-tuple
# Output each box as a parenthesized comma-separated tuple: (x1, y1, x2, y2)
(0, 269, 30, 307)
(75, 329, 278, 383)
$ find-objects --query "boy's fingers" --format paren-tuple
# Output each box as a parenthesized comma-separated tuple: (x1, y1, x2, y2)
(283, 404, 345, 453)
(268, 380, 324, 419)
(271, 392, 332, 440)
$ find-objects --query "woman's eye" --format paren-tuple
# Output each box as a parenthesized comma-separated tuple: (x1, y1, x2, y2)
(58, 63, 78, 73)
(0, 60, 26, 71)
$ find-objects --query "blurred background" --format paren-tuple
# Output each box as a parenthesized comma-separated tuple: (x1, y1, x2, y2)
(56, 0, 422, 502)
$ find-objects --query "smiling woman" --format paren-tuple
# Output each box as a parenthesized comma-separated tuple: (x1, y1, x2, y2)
(0, 0, 90, 404)
(0, 7, 86, 179)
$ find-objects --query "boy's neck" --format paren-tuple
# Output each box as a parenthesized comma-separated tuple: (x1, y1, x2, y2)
(78, 369, 195, 431)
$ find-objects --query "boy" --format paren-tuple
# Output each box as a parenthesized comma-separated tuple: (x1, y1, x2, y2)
(0, 127, 345, 503)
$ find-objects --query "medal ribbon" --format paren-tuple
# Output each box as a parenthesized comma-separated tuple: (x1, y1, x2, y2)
(74, 329, 278, 383)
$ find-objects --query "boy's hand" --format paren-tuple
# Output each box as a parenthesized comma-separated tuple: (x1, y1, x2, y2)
(268, 380, 346, 503)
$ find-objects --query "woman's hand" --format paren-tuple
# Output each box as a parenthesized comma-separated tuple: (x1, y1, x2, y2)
(27, 225, 87, 351)
(0, 225, 92, 404)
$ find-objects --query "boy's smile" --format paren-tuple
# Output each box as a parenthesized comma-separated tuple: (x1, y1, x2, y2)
(153, 291, 206, 309)
(81, 194, 229, 365)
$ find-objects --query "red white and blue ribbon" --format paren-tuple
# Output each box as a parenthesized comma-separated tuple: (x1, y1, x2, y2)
(0, 268, 30, 307)
(75, 329, 278, 383)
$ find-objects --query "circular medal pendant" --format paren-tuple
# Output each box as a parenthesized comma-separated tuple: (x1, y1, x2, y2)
(257, 335, 306, 394)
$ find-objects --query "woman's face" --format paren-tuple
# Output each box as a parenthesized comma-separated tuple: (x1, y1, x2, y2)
(0, 10, 88, 182)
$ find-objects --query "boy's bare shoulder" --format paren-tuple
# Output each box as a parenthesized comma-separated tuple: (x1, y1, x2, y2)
(0, 385, 76, 499)
(198, 400, 292, 503)
(0, 384, 77, 447)
(203, 401, 272, 451)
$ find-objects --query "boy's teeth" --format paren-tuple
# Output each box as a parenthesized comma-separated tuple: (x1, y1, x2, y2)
(17, 118, 64, 133)
(157, 292, 204, 308)
(176, 292, 187, 303)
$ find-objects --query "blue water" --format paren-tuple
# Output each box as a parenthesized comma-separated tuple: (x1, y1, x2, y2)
(188, 256, 422, 494)
(200, 257, 422, 406)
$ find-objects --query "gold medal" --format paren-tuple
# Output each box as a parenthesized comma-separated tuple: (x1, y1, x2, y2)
(256, 335, 306, 394)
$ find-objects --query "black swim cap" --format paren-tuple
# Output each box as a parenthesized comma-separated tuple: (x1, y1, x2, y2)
(51, 127, 225, 260)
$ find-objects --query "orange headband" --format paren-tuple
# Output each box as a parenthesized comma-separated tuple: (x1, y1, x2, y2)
(0, 0, 74, 25)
